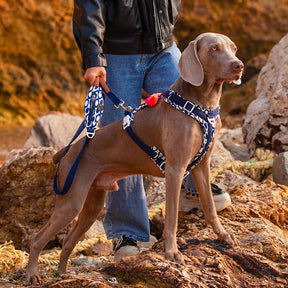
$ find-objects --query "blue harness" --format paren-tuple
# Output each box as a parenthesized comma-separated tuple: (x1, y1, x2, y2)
(53, 87, 219, 195)
(123, 90, 219, 175)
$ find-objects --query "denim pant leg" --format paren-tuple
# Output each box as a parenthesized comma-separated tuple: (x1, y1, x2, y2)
(102, 54, 150, 242)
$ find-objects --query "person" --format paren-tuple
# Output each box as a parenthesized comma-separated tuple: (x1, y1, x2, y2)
(73, 0, 231, 262)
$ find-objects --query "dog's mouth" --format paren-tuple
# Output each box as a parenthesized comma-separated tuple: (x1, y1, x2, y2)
(216, 72, 243, 85)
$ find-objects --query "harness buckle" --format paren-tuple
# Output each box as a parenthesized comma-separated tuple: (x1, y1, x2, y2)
(183, 101, 195, 113)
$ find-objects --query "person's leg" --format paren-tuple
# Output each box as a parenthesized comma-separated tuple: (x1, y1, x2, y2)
(101, 54, 150, 243)
(143, 42, 181, 94)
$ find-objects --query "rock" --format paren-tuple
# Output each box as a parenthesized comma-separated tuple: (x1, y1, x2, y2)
(243, 34, 288, 154)
(0, 0, 87, 125)
(220, 128, 250, 161)
(85, 242, 113, 257)
(220, 75, 258, 129)
(1, 0, 288, 125)
(210, 140, 234, 168)
(0, 147, 57, 249)
(24, 112, 85, 150)
(101, 182, 288, 288)
(176, 1, 288, 62)
(273, 152, 288, 185)
(213, 170, 257, 193)
(70, 255, 104, 268)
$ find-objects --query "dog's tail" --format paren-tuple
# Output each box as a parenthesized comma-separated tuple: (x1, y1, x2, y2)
(52, 147, 66, 164)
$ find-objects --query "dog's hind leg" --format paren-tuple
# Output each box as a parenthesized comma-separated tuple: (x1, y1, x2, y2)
(58, 186, 107, 274)
(26, 181, 92, 285)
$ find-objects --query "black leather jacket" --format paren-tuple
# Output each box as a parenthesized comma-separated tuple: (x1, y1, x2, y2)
(73, 0, 181, 70)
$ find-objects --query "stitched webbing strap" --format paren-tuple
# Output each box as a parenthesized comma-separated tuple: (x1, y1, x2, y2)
(162, 90, 219, 170)
(125, 125, 166, 173)
(123, 90, 219, 175)
(53, 120, 88, 195)
(162, 90, 219, 120)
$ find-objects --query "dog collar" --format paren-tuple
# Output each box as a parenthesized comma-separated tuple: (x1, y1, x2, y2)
(123, 90, 219, 175)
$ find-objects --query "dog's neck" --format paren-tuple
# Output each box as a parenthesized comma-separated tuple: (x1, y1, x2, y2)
(171, 78, 222, 110)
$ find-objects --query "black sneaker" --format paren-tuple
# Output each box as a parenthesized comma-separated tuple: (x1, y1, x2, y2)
(113, 235, 140, 263)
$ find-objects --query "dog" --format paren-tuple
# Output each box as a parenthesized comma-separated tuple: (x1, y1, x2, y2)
(26, 32, 243, 285)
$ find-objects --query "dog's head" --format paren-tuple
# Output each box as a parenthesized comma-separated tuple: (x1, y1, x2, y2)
(178, 32, 244, 86)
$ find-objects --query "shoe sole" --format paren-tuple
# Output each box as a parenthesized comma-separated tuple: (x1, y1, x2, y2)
(114, 245, 140, 263)
(179, 191, 231, 212)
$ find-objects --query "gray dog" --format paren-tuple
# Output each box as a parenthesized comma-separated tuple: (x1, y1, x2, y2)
(26, 33, 243, 285)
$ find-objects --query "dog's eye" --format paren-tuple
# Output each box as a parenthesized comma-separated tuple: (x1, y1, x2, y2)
(211, 45, 219, 52)
(231, 45, 237, 53)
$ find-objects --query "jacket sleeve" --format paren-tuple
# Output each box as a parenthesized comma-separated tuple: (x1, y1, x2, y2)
(73, 0, 107, 70)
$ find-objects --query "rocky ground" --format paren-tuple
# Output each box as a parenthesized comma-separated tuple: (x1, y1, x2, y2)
(0, 122, 287, 287)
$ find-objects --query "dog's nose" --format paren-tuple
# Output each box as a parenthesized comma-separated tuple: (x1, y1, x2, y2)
(231, 60, 244, 72)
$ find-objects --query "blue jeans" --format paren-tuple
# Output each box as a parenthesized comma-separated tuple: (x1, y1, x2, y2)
(101, 43, 181, 242)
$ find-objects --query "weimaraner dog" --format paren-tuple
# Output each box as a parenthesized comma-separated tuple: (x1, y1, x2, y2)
(26, 32, 243, 285)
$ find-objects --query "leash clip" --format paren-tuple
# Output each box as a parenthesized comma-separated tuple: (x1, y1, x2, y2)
(123, 114, 132, 130)
(115, 100, 133, 112)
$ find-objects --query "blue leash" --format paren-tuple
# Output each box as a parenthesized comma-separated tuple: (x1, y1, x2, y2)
(53, 83, 129, 195)
(53, 120, 87, 195)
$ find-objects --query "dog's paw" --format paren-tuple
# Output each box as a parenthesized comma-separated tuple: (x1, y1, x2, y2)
(25, 272, 43, 286)
(218, 231, 240, 248)
(165, 249, 185, 265)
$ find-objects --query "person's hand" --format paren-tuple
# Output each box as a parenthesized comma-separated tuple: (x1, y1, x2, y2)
(84, 66, 106, 86)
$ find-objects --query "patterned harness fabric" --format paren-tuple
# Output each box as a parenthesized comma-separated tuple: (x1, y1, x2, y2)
(123, 90, 219, 175)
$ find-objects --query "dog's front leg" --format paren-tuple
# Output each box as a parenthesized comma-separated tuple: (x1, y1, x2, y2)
(164, 165, 185, 264)
(192, 161, 239, 247)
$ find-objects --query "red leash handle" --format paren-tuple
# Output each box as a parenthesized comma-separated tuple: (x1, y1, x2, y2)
(99, 79, 110, 94)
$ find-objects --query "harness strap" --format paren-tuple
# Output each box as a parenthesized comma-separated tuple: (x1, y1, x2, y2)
(123, 90, 219, 175)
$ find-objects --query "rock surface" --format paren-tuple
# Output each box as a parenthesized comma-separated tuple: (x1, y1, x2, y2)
(0, 147, 57, 249)
(176, 0, 288, 61)
(24, 112, 85, 150)
(243, 33, 288, 154)
(273, 152, 288, 185)
(90, 181, 288, 288)
(3, 182, 285, 288)
(0, 0, 86, 125)
(1, 127, 288, 287)
(1, 0, 288, 125)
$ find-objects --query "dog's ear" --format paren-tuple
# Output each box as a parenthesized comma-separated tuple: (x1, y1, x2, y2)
(178, 40, 204, 86)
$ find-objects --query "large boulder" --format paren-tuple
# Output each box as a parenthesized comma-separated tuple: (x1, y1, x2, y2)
(24, 112, 85, 150)
(242, 34, 288, 154)
(0, 147, 57, 249)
